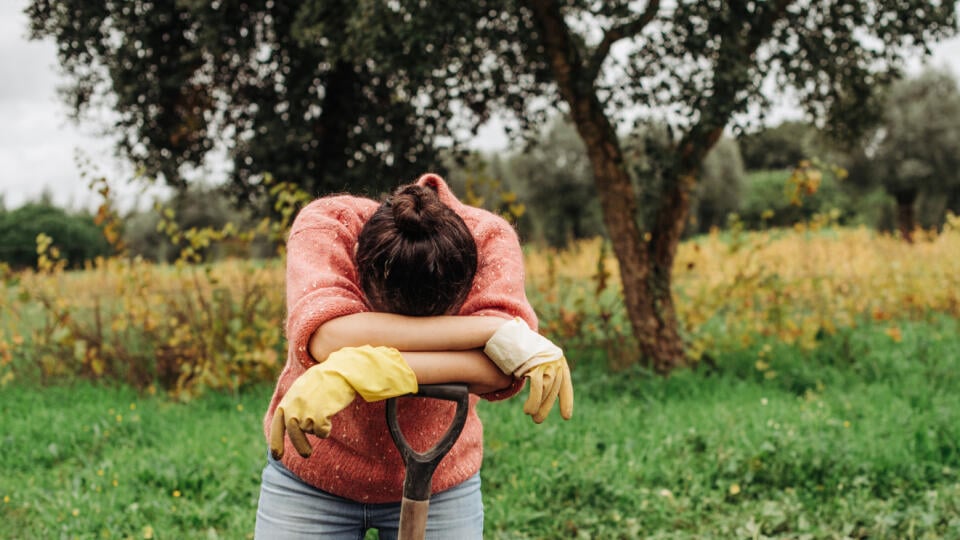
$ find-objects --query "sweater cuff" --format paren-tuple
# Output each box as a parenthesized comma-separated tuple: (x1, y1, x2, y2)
(477, 377, 525, 402)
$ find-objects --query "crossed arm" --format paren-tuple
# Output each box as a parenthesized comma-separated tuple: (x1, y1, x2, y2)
(309, 312, 513, 395)
(288, 196, 536, 396)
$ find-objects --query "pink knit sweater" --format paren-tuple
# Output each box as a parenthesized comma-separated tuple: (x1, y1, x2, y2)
(263, 173, 536, 503)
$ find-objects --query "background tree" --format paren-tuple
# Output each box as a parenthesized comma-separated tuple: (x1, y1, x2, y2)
(738, 121, 828, 171)
(25, 1, 503, 200)
(846, 68, 960, 241)
(123, 184, 272, 262)
(432, 0, 956, 372)
(687, 137, 745, 236)
(0, 202, 111, 269)
(503, 119, 605, 246)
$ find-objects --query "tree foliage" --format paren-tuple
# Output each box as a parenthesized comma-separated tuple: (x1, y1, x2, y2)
(739, 121, 828, 171)
(846, 68, 960, 240)
(25, 1, 511, 199)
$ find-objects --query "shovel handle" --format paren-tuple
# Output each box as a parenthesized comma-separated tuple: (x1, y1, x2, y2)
(387, 384, 469, 540)
(386, 384, 470, 501)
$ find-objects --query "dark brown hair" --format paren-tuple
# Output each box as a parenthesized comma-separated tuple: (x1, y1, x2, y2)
(355, 184, 477, 316)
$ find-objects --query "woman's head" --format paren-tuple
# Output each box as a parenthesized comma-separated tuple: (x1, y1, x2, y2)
(355, 183, 477, 316)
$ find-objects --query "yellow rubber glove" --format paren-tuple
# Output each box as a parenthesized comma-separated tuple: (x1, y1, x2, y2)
(484, 319, 574, 423)
(270, 345, 418, 459)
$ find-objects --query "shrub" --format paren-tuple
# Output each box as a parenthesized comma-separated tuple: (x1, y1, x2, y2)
(0, 203, 111, 269)
(737, 168, 853, 229)
(0, 177, 307, 398)
(124, 185, 274, 262)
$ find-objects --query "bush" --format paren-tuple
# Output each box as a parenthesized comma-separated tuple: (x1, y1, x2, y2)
(124, 185, 274, 262)
(688, 137, 745, 235)
(738, 121, 829, 170)
(0, 203, 111, 269)
(738, 168, 854, 229)
(0, 177, 307, 397)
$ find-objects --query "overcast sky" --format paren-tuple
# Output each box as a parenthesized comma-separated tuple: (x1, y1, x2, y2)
(2, 1, 959, 213)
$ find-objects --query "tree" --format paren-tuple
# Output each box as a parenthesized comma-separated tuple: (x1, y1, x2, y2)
(0, 203, 111, 269)
(433, 0, 955, 372)
(846, 68, 960, 241)
(503, 118, 605, 246)
(739, 121, 827, 171)
(25, 1, 503, 200)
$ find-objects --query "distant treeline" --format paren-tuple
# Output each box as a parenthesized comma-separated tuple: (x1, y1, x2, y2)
(4, 82, 960, 268)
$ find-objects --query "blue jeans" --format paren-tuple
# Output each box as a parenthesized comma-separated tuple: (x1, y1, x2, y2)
(254, 457, 483, 539)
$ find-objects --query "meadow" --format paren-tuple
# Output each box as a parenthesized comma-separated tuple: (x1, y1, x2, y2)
(2, 318, 959, 539)
(2, 219, 960, 538)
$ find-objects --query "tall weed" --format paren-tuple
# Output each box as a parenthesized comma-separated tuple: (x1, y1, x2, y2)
(4, 171, 960, 390)
(1, 177, 307, 398)
(524, 213, 960, 370)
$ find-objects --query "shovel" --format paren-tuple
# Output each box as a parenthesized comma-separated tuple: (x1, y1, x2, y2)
(386, 383, 470, 540)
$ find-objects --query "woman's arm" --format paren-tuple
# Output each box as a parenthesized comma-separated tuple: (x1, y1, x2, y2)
(309, 312, 506, 364)
(401, 349, 514, 395)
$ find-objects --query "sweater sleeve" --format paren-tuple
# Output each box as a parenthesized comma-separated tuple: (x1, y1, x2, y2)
(460, 215, 537, 328)
(459, 212, 538, 402)
(284, 196, 377, 369)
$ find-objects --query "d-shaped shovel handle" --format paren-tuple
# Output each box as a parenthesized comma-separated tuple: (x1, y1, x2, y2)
(386, 383, 470, 540)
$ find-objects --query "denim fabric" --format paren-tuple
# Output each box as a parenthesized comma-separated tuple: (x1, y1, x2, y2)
(254, 457, 483, 539)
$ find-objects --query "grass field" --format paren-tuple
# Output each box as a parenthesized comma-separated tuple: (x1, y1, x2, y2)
(3, 316, 959, 539)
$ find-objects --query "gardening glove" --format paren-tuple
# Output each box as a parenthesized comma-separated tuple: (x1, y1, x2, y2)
(270, 345, 418, 459)
(484, 318, 574, 423)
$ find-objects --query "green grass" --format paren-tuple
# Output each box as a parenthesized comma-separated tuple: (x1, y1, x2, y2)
(3, 317, 960, 539)
(0, 385, 270, 539)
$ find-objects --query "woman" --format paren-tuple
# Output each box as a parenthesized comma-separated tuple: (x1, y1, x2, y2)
(255, 173, 572, 539)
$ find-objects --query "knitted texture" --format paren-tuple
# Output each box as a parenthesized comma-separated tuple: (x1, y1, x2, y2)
(263, 173, 537, 503)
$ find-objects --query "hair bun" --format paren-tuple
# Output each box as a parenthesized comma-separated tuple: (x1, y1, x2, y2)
(391, 184, 443, 236)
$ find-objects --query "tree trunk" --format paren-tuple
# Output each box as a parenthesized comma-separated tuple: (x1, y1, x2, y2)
(523, 0, 787, 372)
(311, 60, 362, 194)
(587, 149, 687, 373)
(893, 190, 918, 243)
(526, 0, 686, 373)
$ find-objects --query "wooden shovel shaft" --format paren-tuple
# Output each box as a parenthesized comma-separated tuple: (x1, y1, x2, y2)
(399, 498, 430, 540)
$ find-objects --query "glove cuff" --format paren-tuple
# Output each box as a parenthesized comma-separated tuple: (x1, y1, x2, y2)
(484, 318, 562, 377)
(325, 345, 418, 401)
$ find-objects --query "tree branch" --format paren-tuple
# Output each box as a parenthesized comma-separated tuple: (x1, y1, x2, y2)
(682, 0, 796, 169)
(585, 0, 660, 83)
(526, 0, 587, 104)
(744, 0, 794, 57)
(657, 0, 795, 268)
